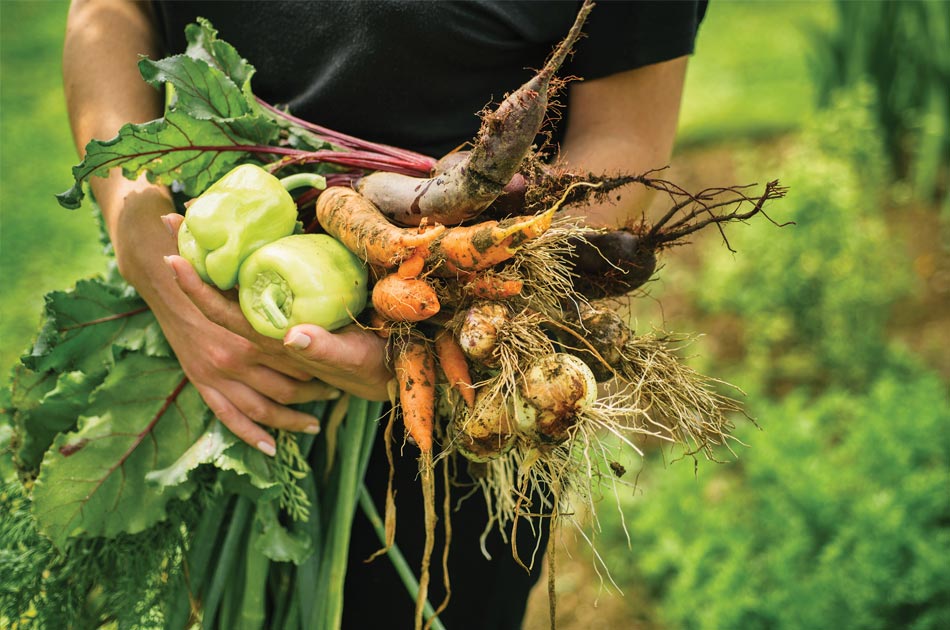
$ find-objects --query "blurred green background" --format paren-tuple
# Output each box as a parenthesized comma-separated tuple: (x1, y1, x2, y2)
(2, 1, 948, 628)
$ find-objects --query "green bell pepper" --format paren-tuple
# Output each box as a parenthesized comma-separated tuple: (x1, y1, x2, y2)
(178, 164, 326, 290)
(238, 234, 369, 339)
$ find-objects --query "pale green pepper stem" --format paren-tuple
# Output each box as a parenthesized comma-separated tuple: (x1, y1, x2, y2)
(260, 283, 290, 329)
(278, 172, 327, 192)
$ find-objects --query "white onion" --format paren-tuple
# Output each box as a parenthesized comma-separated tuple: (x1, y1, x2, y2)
(518, 353, 598, 444)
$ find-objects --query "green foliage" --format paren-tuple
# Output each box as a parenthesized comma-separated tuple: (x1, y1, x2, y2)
(678, 0, 833, 145)
(609, 362, 950, 630)
(0, 478, 211, 629)
(57, 18, 281, 209)
(0, 1, 106, 372)
(32, 354, 206, 546)
(809, 0, 950, 202)
(694, 85, 912, 390)
(0, 273, 325, 624)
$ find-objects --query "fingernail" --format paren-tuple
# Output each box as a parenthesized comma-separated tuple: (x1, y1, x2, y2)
(304, 423, 321, 435)
(328, 389, 342, 400)
(160, 214, 176, 235)
(285, 331, 311, 350)
(257, 440, 277, 457)
(163, 255, 177, 279)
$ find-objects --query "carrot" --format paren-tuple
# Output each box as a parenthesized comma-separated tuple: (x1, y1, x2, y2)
(354, 1, 594, 227)
(426, 207, 555, 276)
(391, 336, 439, 630)
(372, 273, 441, 322)
(434, 329, 476, 409)
(315, 187, 444, 268)
(463, 273, 524, 300)
(396, 250, 427, 279)
(364, 308, 394, 338)
(394, 337, 437, 454)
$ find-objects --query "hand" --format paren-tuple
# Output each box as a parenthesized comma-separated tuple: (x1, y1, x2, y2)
(161, 215, 393, 401)
(94, 183, 341, 457)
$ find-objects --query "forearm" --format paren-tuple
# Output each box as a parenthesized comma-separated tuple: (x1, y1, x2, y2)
(557, 57, 688, 228)
(63, 0, 174, 295)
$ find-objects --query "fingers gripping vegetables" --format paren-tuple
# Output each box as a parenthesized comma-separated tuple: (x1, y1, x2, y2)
(238, 234, 368, 338)
(178, 164, 326, 289)
(38, 4, 789, 628)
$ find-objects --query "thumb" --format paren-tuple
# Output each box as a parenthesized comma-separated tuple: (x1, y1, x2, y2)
(283, 324, 350, 366)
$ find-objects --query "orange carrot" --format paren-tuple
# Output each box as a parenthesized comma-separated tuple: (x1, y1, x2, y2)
(464, 273, 524, 300)
(316, 187, 444, 268)
(392, 336, 439, 630)
(394, 337, 437, 454)
(364, 308, 394, 338)
(397, 250, 427, 279)
(372, 273, 441, 322)
(426, 207, 555, 276)
(434, 329, 476, 409)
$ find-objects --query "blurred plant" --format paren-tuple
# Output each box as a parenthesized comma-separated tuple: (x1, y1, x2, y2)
(603, 357, 950, 630)
(809, 0, 949, 204)
(693, 85, 912, 392)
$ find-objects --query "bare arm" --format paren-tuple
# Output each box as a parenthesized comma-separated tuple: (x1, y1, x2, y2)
(557, 56, 689, 228)
(63, 0, 385, 456)
(64, 0, 169, 262)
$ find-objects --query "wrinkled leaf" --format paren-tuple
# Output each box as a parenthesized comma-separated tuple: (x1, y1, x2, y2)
(147, 420, 278, 501)
(57, 110, 278, 209)
(254, 500, 314, 564)
(12, 369, 104, 472)
(139, 54, 250, 121)
(25, 278, 165, 374)
(32, 354, 208, 547)
(184, 17, 256, 100)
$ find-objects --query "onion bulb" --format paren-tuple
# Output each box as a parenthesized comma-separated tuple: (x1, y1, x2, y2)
(517, 353, 598, 444)
(455, 387, 516, 462)
(457, 302, 508, 366)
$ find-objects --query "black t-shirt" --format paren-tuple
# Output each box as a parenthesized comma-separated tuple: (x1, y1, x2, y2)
(148, 4, 707, 627)
(152, 0, 707, 157)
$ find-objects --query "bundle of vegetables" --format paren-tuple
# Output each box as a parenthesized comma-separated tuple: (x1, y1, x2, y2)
(2, 3, 787, 628)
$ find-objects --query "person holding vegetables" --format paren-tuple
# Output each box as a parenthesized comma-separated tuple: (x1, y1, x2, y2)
(63, 0, 706, 626)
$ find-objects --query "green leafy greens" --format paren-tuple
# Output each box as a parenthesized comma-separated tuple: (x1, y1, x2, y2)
(3, 17, 395, 629)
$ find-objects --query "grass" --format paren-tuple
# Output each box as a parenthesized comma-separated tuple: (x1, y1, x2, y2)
(678, 0, 834, 146)
(1, 1, 107, 371)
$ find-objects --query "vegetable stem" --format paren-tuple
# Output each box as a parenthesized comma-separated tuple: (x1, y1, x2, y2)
(166, 493, 232, 629)
(311, 397, 377, 630)
(260, 283, 290, 330)
(278, 172, 327, 193)
(238, 525, 269, 630)
(202, 497, 253, 629)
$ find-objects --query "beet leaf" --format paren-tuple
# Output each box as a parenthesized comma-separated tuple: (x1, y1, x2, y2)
(32, 353, 208, 547)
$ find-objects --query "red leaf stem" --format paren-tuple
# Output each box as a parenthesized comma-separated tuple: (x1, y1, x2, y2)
(58, 306, 151, 332)
(257, 98, 437, 173)
(64, 376, 189, 500)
